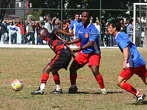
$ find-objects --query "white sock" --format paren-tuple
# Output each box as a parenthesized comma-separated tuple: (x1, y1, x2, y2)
(56, 84, 61, 91)
(40, 83, 45, 91)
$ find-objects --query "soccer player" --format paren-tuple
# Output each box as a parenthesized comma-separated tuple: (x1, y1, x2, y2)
(63, 11, 107, 94)
(107, 20, 147, 105)
(31, 28, 72, 95)
(69, 14, 82, 47)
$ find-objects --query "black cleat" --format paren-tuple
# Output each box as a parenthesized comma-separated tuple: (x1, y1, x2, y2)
(31, 88, 44, 95)
(50, 89, 63, 94)
(68, 86, 78, 94)
(135, 94, 146, 105)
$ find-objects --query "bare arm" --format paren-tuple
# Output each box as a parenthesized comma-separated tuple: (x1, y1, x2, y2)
(73, 40, 94, 52)
(56, 29, 74, 36)
(67, 38, 80, 45)
(122, 47, 129, 70)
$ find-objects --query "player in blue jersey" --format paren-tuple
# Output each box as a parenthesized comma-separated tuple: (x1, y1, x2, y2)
(69, 14, 82, 47)
(107, 20, 147, 105)
(64, 11, 107, 94)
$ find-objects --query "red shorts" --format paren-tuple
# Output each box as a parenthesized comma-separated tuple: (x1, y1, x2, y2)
(120, 65, 147, 80)
(74, 52, 101, 67)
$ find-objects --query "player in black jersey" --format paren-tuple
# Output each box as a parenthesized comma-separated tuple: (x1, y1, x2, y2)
(31, 28, 72, 95)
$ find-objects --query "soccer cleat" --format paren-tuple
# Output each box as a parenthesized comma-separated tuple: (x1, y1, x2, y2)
(50, 89, 63, 94)
(68, 86, 78, 94)
(31, 88, 44, 95)
(135, 93, 146, 105)
(101, 88, 107, 95)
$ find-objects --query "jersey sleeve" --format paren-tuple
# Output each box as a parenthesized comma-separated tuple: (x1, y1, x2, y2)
(69, 21, 74, 32)
(116, 34, 129, 50)
(89, 28, 99, 41)
(45, 37, 51, 43)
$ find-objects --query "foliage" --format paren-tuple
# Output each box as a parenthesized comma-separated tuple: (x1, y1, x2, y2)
(27, 10, 43, 20)
(0, 0, 12, 20)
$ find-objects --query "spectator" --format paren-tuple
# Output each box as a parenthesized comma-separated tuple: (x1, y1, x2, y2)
(0, 19, 9, 44)
(17, 21, 25, 44)
(24, 18, 35, 44)
(9, 21, 18, 44)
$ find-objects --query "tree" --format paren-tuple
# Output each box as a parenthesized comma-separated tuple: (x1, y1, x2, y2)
(0, 0, 12, 20)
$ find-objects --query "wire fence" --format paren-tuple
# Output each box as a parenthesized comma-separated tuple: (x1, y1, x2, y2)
(0, 3, 146, 47)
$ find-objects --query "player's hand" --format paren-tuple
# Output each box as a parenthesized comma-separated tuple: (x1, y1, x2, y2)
(62, 39, 68, 44)
(73, 48, 81, 52)
(122, 61, 127, 70)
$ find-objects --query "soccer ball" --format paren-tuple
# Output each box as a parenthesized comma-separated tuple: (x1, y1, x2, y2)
(10, 79, 23, 91)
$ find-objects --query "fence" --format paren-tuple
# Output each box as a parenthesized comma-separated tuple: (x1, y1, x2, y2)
(0, 1, 146, 47)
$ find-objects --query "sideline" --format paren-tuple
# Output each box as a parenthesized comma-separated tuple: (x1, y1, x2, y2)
(0, 44, 119, 49)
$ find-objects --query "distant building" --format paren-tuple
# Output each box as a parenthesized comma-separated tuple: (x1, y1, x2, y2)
(0, 0, 30, 19)
(15, 0, 30, 17)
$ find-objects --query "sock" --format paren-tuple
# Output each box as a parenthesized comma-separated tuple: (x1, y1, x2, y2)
(136, 91, 142, 97)
(41, 73, 49, 84)
(121, 82, 137, 95)
(70, 73, 77, 85)
(40, 83, 45, 91)
(95, 74, 105, 89)
(53, 73, 60, 84)
(56, 84, 61, 91)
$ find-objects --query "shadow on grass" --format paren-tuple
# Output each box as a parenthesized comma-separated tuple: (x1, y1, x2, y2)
(49, 90, 124, 95)
(127, 100, 147, 105)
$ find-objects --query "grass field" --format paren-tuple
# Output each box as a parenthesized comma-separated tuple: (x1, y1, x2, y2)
(0, 47, 147, 110)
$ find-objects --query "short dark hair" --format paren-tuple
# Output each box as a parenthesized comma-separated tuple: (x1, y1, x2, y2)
(109, 19, 121, 31)
(82, 11, 91, 18)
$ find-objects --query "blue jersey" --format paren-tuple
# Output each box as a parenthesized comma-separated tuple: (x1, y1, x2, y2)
(77, 23, 100, 55)
(69, 19, 82, 36)
(115, 32, 146, 67)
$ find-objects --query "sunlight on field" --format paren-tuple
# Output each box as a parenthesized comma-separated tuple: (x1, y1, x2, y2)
(0, 48, 147, 110)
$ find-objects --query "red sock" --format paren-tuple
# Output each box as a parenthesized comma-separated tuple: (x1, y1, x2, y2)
(41, 73, 49, 84)
(70, 74, 77, 85)
(95, 74, 105, 89)
(121, 82, 137, 95)
(53, 73, 60, 84)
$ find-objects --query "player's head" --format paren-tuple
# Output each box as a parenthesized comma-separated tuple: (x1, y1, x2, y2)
(75, 14, 80, 21)
(107, 19, 121, 36)
(38, 28, 58, 40)
(81, 11, 90, 25)
(38, 28, 49, 40)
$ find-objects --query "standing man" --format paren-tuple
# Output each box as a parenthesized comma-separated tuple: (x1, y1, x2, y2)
(65, 12, 107, 94)
(24, 18, 35, 44)
(107, 20, 147, 105)
(69, 14, 82, 47)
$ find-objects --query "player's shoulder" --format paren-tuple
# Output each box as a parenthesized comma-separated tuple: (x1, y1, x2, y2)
(89, 24, 98, 32)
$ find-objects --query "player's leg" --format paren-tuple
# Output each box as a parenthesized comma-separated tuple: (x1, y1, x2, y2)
(117, 68, 145, 105)
(68, 60, 82, 93)
(50, 71, 63, 94)
(89, 54, 107, 94)
(31, 65, 53, 95)
(138, 65, 147, 85)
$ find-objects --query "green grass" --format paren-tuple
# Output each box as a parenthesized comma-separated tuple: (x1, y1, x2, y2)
(0, 48, 147, 110)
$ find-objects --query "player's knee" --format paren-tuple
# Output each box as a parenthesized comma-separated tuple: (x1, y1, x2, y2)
(117, 81, 122, 87)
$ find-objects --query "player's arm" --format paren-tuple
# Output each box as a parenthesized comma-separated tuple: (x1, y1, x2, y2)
(122, 46, 129, 70)
(73, 40, 94, 52)
(66, 38, 80, 45)
(56, 29, 74, 36)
